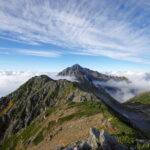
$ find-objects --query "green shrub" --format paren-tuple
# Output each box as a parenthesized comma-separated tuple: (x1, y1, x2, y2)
(0, 134, 19, 150)
(67, 101, 107, 117)
(47, 120, 56, 130)
(45, 107, 55, 116)
(33, 130, 44, 145)
(58, 114, 75, 123)
(20, 122, 38, 142)
(127, 92, 150, 104)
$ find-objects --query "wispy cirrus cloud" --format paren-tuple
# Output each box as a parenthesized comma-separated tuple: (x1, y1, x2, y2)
(0, 47, 61, 57)
(0, 0, 150, 62)
(18, 50, 61, 57)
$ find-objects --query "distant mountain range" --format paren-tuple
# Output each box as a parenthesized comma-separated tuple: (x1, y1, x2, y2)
(0, 64, 150, 150)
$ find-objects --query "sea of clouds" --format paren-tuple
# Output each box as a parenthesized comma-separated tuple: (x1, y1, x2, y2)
(0, 71, 77, 98)
(104, 71, 150, 102)
(0, 70, 150, 103)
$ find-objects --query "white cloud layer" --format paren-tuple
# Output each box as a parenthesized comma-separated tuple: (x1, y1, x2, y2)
(0, 0, 150, 62)
(103, 71, 150, 102)
(0, 71, 43, 97)
(0, 71, 77, 98)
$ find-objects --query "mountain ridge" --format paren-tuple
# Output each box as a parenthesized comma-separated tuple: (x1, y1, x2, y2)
(0, 65, 150, 150)
(0, 74, 103, 144)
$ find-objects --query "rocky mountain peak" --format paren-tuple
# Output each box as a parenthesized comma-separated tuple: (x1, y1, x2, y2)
(57, 64, 84, 77)
(58, 64, 128, 83)
(71, 64, 82, 69)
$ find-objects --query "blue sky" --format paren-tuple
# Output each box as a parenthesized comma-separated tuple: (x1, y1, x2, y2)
(0, 0, 150, 72)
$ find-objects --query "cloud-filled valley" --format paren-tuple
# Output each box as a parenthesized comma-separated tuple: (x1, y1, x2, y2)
(0, 70, 150, 103)
(103, 71, 150, 102)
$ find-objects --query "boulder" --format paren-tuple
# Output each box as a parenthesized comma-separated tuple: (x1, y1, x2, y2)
(88, 128, 100, 149)
(55, 128, 130, 150)
(99, 130, 112, 150)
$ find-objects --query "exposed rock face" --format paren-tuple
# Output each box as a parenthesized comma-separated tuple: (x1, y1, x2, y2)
(65, 89, 98, 102)
(55, 128, 130, 150)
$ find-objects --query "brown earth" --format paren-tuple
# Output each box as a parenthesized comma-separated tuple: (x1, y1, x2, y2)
(23, 105, 115, 150)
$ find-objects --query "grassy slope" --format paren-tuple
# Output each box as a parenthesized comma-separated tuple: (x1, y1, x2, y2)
(1, 101, 150, 150)
(125, 92, 150, 105)
(0, 75, 149, 150)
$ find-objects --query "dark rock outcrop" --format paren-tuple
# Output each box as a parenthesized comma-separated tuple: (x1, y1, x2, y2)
(55, 128, 132, 150)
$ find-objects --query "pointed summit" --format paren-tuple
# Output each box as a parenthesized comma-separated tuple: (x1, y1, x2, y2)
(71, 64, 82, 69)
(58, 64, 128, 83)
(57, 64, 84, 78)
